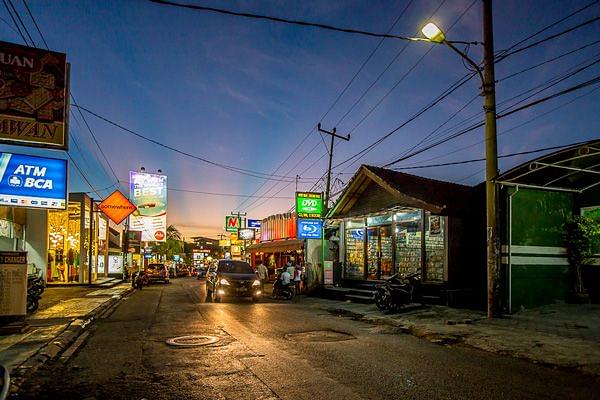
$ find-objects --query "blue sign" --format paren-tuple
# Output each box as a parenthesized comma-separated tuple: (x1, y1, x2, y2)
(247, 219, 261, 229)
(350, 229, 364, 240)
(297, 219, 323, 239)
(0, 152, 67, 209)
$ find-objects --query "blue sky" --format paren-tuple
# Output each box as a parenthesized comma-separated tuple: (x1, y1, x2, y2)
(1, 0, 599, 238)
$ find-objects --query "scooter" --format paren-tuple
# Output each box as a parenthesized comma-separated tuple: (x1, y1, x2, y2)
(0, 364, 10, 400)
(272, 280, 294, 300)
(131, 271, 147, 290)
(26, 275, 43, 313)
(374, 269, 422, 312)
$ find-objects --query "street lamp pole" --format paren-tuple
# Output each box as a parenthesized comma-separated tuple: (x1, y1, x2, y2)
(423, 0, 499, 318)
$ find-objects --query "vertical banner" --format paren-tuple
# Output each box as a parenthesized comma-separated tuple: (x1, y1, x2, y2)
(128, 171, 167, 242)
(0, 251, 27, 316)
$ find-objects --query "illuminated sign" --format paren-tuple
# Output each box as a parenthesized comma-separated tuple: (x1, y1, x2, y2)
(238, 228, 255, 240)
(350, 229, 364, 240)
(296, 192, 323, 218)
(128, 172, 167, 242)
(297, 219, 323, 239)
(225, 215, 241, 232)
(99, 190, 136, 225)
(247, 219, 261, 229)
(0, 152, 67, 209)
(0, 41, 69, 150)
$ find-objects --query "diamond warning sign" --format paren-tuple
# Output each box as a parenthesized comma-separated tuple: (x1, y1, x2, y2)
(99, 190, 137, 225)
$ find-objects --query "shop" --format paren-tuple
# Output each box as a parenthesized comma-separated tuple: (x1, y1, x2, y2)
(46, 193, 109, 284)
(247, 213, 322, 291)
(328, 165, 482, 306)
(497, 139, 600, 312)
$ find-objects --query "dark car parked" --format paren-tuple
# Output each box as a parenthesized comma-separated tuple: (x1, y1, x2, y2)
(206, 260, 261, 302)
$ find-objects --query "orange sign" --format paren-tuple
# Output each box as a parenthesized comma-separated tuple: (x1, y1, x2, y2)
(99, 190, 137, 225)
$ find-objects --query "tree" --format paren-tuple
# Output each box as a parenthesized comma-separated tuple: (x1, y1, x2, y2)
(153, 225, 184, 261)
(564, 215, 600, 295)
(167, 225, 183, 241)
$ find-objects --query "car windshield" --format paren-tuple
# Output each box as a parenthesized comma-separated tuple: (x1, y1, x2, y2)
(218, 260, 253, 274)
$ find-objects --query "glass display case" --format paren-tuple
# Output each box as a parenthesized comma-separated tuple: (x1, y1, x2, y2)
(344, 227, 365, 279)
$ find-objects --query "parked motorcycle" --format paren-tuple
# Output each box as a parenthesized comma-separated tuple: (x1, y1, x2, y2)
(131, 271, 148, 290)
(26, 274, 44, 313)
(374, 270, 422, 312)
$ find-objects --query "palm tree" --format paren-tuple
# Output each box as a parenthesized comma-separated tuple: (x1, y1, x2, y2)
(166, 225, 183, 241)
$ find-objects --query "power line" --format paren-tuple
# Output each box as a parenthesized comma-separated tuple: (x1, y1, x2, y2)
(148, 0, 480, 45)
(2, 0, 29, 45)
(5, 0, 34, 45)
(21, 0, 49, 48)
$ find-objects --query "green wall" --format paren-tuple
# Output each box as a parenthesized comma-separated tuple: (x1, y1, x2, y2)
(509, 188, 574, 311)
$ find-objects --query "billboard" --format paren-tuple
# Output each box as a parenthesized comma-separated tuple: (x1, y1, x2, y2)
(297, 219, 323, 239)
(0, 152, 67, 209)
(128, 171, 167, 242)
(296, 192, 323, 218)
(247, 219, 261, 229)
(238, 228, 255, 240)
(0, 41, 69, 150)
(225, 215, 241, 232)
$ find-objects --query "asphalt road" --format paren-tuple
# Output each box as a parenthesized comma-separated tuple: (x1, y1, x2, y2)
(17, 277, 600, 399)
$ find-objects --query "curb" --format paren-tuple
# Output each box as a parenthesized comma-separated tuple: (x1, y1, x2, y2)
(324, 305, 600, 377)
(9, 287, 134, 393)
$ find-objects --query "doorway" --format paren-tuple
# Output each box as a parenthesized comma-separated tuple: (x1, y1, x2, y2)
(366, 225, 393, 280)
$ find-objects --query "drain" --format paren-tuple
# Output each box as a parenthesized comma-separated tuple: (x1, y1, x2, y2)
(166, 335, 220, 347)
(285, 330, 356, 342)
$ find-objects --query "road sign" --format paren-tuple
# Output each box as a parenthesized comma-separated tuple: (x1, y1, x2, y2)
(99, 190, 137, 224)
(225, 215, 241, 232)
(297, 218, 323, 239)
(296, 192, 323, 218)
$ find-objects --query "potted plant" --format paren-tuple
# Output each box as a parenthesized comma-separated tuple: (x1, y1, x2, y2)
(564, 215, 600, 303)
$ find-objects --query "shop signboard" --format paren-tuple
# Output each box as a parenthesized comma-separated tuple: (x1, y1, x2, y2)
(108, 255, 122, 274)
(238, 228, 255, 240)
(0, 251, 27, 316)
(128, 171, 167, 242)
(0, 41, 69, 150)
(296, 192, 323, 218)
(324, 260, 333, 285)
(0, 152, 67, 209)
(126, 230, 141, 253)
(247, 219, 261, 229)
(225, 215, 241, 232)
(350, 229, 364, 240)
(218, 239, 230, 247)
(297, 218, 323, 239)
(99, 190, 137, 225)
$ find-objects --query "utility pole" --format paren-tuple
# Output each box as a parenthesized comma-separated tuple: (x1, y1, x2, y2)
(88, 198, 95, 286)
(295, 175, 300, 193)
(318, 123, 350, 213)
(483, 0, 499, 318)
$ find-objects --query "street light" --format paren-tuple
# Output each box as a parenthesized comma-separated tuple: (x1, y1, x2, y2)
(421, 0, 499, 319)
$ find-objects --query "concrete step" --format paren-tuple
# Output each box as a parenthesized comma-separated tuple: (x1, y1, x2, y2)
(345, 294, 375, 304)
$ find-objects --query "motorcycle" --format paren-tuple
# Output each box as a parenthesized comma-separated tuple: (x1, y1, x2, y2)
(131, 271, 147, 290)
(272, 280, 294, 300)
(0, 364, 10, 400)
(26, 274, 44, 313)
(374, 270, 422, 312)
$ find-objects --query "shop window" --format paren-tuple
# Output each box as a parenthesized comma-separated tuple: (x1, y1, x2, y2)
(345, 227, 364, 279)
(48, 202, 81, 283)
(394, 210, 422, 276)
(424, 212, 445, 281)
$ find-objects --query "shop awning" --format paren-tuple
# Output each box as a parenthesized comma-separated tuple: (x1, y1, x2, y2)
(247, 239, 304, 253)
(496, 139, 600, 193)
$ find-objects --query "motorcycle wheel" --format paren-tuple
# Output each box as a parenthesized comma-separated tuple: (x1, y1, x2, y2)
(26, 296, 39, 313)
(375, 291, 391, 311)
(284, 289, 293, 300)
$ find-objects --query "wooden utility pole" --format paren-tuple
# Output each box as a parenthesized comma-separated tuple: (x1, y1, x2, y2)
(318, 123, 350, 213)
(483, 0, 499, 318)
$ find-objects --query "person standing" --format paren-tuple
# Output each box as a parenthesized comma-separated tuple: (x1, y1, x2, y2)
(294, 264, 302, 295)
(256, 259, 268, 292)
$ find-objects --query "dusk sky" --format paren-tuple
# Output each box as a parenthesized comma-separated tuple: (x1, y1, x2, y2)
(1, 0, 599, 239)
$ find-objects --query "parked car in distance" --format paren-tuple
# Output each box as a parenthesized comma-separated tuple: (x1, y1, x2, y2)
(146, 263, 170, 283)
(206, 260, 261, 302)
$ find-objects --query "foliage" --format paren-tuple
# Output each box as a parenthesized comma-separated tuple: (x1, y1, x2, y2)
(564, 215, 600, 293)
(153, 225, 184, 260)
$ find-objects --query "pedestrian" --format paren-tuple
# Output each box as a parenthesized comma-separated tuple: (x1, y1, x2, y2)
(256, 259, 268, 292)
(294, 264, 302, 295)
(286, 260, 295, 277)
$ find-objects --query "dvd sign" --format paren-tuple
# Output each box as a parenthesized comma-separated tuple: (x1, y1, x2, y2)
(0, 152, 67, 209)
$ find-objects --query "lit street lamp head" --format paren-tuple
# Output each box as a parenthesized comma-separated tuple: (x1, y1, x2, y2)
(421, 22, 445, 43)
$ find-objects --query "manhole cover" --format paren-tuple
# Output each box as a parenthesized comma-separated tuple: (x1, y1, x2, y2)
(166, 335, 220, 347)
(285, 330, 356, 342)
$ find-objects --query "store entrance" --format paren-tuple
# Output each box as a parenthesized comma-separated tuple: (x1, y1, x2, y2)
(366, 225, 393, 280)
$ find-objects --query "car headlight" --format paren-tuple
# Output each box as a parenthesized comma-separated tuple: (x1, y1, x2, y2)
(252, 279, 260, 287)
(220, 278, 230, 285)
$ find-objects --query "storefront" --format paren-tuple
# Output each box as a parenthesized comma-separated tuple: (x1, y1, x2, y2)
(247, 213, 322, 291)
(46, 193, 109, 284)
(328, 165, 482, 306)
(497, 139, 600, 312)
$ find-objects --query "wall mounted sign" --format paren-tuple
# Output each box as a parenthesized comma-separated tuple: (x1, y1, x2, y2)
(128, 172, 167, 242)
(296, 192, 323, 218)
(0, 41, 69, 150)
(99, 190, 136, 225)
(350, 229, 364, 240)
(297, 218, 323, 239)
(0, 251, 27, 316)
(0, 152, 67, 209)
(225, 215, 241, 232)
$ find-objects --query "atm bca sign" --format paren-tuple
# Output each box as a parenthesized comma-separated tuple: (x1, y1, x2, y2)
(225, 216, 241, 232)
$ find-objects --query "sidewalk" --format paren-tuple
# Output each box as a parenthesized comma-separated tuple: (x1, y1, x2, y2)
(0, 284, 133, 380)
(303, 297, 600, 376)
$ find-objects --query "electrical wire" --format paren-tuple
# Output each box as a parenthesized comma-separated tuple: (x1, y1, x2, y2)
(21, 0, 49, 48)
(2, 0, 29, 45)
(5, 0, 33, 45)
(148, 0, 480, 45)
